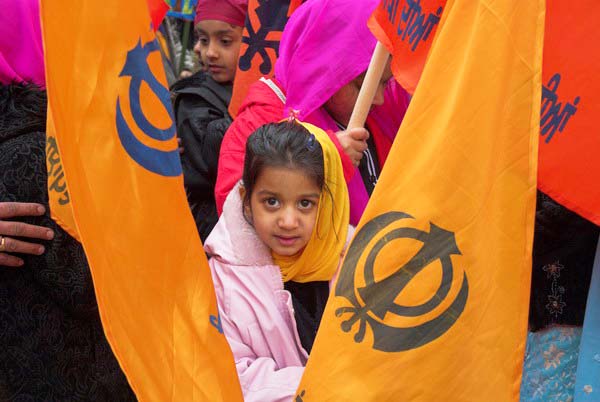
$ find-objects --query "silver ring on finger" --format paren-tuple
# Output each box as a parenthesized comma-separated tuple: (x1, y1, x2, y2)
(0, 235, 6, 252)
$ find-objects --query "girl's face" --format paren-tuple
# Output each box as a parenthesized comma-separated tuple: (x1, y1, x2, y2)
(193, 20, 243, 83)
(242, 166, 321, 257)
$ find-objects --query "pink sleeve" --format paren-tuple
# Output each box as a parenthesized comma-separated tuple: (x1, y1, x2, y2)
(219, 303, 304, 402)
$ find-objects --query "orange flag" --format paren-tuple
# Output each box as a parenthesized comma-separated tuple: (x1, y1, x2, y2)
(368, 0, 446, 94)
(228, 0, 304, 117)
(40, 0, 243, 400)
(296, 0, 544, 400)
(537, 0, 600, 225)
(45, 105, 79, 241)
(371, 0, 600, 225)
(45, 0, 169, 241)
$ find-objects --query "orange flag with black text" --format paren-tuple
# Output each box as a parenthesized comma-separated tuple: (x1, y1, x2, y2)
(45, 104, 79, 241)
(228, 0, 304, 117)
(40, 0, 243, 400)
(370, 0, 600, 225)
(296, 0, 544, 400)
(368, 0, 446, 94)
(537, 0, 600, 225)
(45, 0, 169, 241)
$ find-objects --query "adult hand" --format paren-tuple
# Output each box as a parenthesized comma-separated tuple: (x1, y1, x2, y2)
(335, 128, 369, 167)
(0, 202, 55, 267)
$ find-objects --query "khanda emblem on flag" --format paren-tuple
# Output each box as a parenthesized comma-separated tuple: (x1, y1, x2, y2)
(239, 0, 292, 74)
(335, 212, 469, 352)
(116, 38, 182, 177)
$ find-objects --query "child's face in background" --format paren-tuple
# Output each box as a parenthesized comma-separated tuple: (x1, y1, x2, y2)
(243, 166, 321, 257)
(194, 20, 243, 83)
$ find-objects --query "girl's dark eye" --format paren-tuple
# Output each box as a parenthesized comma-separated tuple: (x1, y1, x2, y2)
(265, 197, 279, 207)
(298, 199, 314, 209)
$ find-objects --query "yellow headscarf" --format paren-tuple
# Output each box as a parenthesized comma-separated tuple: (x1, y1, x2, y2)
(272, 121, 350, 283)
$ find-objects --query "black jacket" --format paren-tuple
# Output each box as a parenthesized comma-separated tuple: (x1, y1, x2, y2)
(172, 72, 232, 242)
(529, 191, 599, 331)
(0, 83, 135, 401)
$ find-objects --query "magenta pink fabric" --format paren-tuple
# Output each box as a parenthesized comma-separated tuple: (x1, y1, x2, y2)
(275, 0, 410, 224)
(0, 0, 45, 87)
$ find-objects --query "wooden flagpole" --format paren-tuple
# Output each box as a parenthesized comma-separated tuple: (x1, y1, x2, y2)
(347, 41, 390, 130)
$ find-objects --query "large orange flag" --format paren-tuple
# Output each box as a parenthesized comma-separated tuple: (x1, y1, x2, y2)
(45, 0, 169, 241)
(296, 0, 544, 400)
(40, 0, 243, 401)
(370, 0, 600, 225)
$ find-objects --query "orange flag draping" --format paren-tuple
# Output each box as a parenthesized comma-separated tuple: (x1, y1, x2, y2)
(40, 0, 243, 400)
(371, 0, 600, 225)
(368, 0, 446, 94)
(45, 0, 169, 241)
(296, 0, 544, 400)
(228, 0, 304, 118)
(537, 0, 600, 225)
(45, 103, 79, 241)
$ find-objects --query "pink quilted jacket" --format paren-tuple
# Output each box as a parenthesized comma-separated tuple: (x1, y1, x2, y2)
(205, 185, 308, 402)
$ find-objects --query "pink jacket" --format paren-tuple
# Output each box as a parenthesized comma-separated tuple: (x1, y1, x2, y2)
(205, 186, 308, 402)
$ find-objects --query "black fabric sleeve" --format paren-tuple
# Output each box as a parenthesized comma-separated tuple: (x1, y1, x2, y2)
(0, 131, 99, 318)
(176, 94, 220, 194)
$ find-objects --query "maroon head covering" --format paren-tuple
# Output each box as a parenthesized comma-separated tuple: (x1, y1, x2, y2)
(194, 0, 248, 27)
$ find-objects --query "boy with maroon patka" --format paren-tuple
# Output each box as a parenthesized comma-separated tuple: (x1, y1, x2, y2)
(171, 0, 248, 241)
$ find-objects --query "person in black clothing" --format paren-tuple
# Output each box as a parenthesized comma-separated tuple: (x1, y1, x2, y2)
(0, 83, 136, 402)
(0, 1, 135, 399)
(172, 0, 248, 241)
(172, 73, 233, 241)
(520, 191, 599, 400)
(529, 191, 599, 332)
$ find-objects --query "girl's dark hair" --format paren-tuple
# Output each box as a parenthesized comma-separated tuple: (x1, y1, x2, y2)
(242, 121, 324, 208)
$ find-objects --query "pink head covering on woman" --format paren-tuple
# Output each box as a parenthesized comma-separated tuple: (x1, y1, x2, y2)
(274, 0, 409, 224)
(0, 0, 45, 87)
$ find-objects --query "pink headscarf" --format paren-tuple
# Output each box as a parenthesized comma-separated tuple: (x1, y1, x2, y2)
(0, 0, 45, 87)
(275, 0, 379, 124)
(194, 0, 248, 27)
(275, 0, 408, 224)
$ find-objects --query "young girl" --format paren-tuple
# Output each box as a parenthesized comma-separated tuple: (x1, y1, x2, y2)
(204, 121, 350, 402)
(215, 0, 411, 225)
